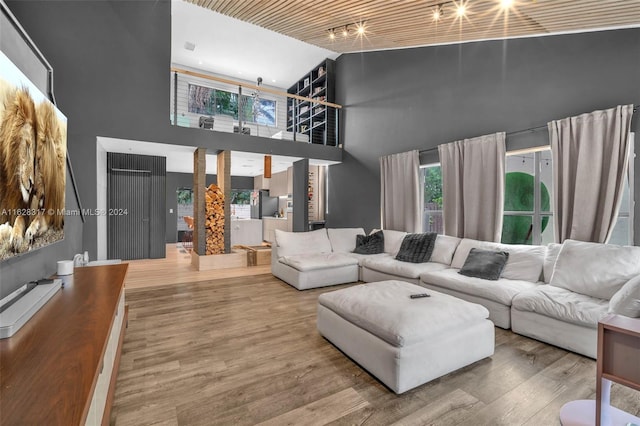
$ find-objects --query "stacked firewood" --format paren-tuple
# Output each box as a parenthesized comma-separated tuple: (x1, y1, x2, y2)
(205, 183, 225, 255)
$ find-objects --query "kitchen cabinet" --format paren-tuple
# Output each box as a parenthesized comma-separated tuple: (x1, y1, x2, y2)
(231, 219, 263, 246)
(254, 174, 270, 190)
(269, 170, 288, 197)
(263, 217, 291, 243)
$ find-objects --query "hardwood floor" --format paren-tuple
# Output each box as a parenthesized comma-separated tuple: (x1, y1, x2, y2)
(111, 269, 640, 425)
(124, 244, 271, 289)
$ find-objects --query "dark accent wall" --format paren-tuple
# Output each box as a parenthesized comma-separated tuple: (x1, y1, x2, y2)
(0, 5, 83, 299)
(165, 173, 254, 243)
(6, 0, 341, 262)
(330, 29, 640, 239)
(107, 153, 166, 259)
(292, 159, 309, 232)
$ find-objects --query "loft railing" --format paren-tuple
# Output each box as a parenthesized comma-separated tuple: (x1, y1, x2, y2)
(170, 67, 342, 147)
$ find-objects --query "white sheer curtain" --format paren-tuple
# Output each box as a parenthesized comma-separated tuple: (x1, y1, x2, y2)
(438, 132, 506, 242)
(380, 150, 422, 232)
(549, 104, 634, 243)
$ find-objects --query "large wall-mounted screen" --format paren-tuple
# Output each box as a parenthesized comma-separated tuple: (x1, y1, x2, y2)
(0, 51, 67, 260)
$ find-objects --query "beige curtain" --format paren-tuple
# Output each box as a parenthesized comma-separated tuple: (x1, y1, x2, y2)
(549, 104, 633, 243)
(380, 150, 423, 232)
(438, 132, 506, 242)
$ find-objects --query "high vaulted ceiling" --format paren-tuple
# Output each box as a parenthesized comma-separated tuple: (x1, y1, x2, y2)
(186, 0, 640, 53)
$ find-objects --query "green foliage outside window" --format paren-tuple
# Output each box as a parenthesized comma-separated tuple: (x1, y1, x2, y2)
(230, 191, 251, 205)
(501, 172, 550, 244)
(424, 166, 443, 209)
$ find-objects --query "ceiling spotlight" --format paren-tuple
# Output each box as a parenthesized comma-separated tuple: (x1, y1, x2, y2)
(356, 23, 365, 35)
(501, 0, 514, 8)
(433, 6, 442, 21)
(328, 28, 336, 40)
(342, 26, 349, 37)
(456, 4, 466, 17)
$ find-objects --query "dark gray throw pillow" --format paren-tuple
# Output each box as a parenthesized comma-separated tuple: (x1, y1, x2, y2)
(354, 230, 384, 254)
(459, 248, 509, 280)
(395, 232, 438, 263)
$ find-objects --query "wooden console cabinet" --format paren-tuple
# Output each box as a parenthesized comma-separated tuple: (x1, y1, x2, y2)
(0, 263, 128, 425)
(559, 314, 640, 426)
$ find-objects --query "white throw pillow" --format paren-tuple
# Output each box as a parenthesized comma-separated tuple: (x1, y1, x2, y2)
(609, 275, 640, 318)
(550, 239, 640, 300)
(430, 235, 461, 265)
(499, 244, 546, 283)
(327, 228, 365, 253)
(543, 243, 562, 283)
(382, 230, 408, 256)
(275, 229, 332, 257)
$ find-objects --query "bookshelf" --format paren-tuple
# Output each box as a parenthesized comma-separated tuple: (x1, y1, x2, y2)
(287, 59, 336, 146)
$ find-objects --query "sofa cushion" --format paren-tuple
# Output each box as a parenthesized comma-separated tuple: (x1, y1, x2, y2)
(421, 268, 539, 306)
(275, 229, 332, 257)
(450, 238, 545, 282)
(382, 230, 408, 256)
(279, 253, 358, 272)
(543, 243, 562, 283)
(362, 256, 447, 279)
(318, 280, 489, 347)
(395, 233, 437, 263)
(354, 230, 384, 254)
(550, 239, 640, 300)
(327, 228, 365, 253)
(343, 252, 392, 266)
(609, 275, 640, 318)
(512, 285, 609, 328)
(431, 235, 462, 265)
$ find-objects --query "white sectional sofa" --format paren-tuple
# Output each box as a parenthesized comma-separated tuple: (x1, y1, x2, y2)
(271, 228, 640, 358)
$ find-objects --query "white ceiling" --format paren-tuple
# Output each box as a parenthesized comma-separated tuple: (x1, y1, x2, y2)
(98, 138, 339, 176)
(171, 0, 339, 88)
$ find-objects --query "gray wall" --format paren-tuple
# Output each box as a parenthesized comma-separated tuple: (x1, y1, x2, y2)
(6, 0, 341, 262)
(329, 29, 640, 238)
(0, 4, 83, 299)
(165, 173, 254, 243)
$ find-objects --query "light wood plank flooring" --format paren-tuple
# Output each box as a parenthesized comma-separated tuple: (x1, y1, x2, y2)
(124, 244, 271, 289)
(111, 271, 640, 425)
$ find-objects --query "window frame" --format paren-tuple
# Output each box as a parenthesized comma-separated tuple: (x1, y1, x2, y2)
(503, 149, 552, 246)
(187, 82, 278, 127)
(420, 162, 443, 234)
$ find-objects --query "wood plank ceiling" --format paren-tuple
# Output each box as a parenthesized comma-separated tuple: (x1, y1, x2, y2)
(186, 0, 640, 53)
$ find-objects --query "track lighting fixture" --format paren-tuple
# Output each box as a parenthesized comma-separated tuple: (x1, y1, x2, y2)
(327, 21, 367, 40)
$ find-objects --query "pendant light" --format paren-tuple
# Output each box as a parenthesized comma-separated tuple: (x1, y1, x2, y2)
(264, 155, 272, 178)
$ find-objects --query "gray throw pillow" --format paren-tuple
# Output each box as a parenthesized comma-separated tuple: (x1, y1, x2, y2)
(354, 230, 384, 254)
(459, 248, 509, 281)
(395, 232, 437, 263)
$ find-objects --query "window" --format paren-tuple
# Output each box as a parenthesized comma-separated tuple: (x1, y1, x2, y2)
(230, 190, 252, 219)
(502, 149, 553, 245)
(187, 83, 276, 126)
(503, 145, 633, 245)
(421, 164, 443, 234)
(608, 133, 634, 245)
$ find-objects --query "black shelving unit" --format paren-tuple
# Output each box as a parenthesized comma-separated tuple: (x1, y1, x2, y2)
(287, 59, 336, 146)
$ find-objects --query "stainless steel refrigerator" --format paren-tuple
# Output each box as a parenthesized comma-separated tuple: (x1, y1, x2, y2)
(250, 190, 279, 219)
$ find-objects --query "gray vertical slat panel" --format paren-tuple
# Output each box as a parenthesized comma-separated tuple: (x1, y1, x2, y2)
(107, 153, 166, 260)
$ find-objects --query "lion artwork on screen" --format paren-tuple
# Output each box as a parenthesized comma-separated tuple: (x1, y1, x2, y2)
(0, 52, 66, 260)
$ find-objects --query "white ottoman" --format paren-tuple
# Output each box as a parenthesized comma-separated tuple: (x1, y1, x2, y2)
(317, 280, 495, 394)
